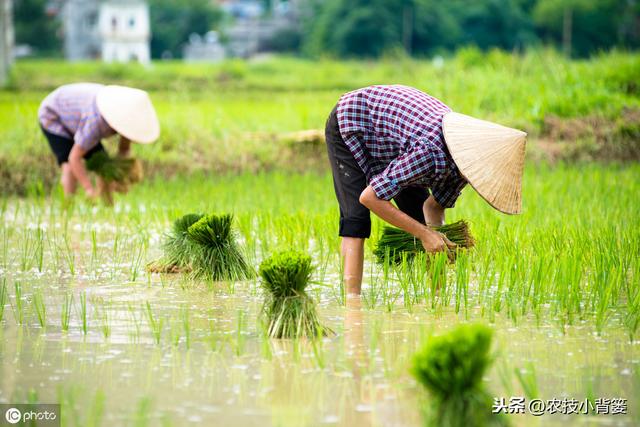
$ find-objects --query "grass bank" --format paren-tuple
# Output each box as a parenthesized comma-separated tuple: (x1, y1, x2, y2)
(1, 49, 638, 194)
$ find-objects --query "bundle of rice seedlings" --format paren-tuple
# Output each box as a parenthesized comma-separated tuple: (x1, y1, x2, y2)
(146, 213, 203, 273)
(259, 250, 332, 339)
(411, 323, 508, 427)
(373, 219, 475, 264)
(186, 213, 253, 281)
(86, 152, 142, 185)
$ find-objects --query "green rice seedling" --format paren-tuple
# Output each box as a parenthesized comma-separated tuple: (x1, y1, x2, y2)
(373, 220, 475, 265)
(234, 309, 247, 356)
(79, 292, 88, 335)
(514, 363, 539, 400)
(12, 281, 24, 325)
(259, 250, 331, 339)
(168, 317, 182, 347)
(181, 305, 191, 349)
(127, 302, 142, 343)
(32, 289, 46, 328)
(90, 229, 98, 266)
(145, 301, 163, 345)
(147, 213, 203, 273)
(86, 151, 142, 185)
(0, 278, 7, 323)
(410, 323, 507, 427)
(61, 292, 73, 332)
(62, 235, 76, 276)
(127, 239, 147, 282)
(96, 305, 110, 339)
(187, 213, 253, 282)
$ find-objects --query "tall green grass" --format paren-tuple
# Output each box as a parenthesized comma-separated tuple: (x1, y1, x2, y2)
(2, 50, 639, 193)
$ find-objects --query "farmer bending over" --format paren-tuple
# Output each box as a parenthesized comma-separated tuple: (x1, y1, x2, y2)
(325, 85, 526, 295)
(38, 83, 160, 198)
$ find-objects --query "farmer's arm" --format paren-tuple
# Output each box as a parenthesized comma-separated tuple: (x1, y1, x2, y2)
(359, 186, 451, 252)
(423, 195, 445, 226)
(68, 144, 97, 198)
(118, 136, 131, 157)
(361, 144, 455, 252)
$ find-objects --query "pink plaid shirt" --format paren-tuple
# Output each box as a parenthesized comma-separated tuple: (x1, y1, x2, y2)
(38, 83, 116, 151)
(337, 85, 466, 208)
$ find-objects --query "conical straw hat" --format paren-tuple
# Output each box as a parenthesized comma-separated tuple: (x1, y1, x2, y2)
(96, 85, 160, 144)
(442, 112, 527, 214)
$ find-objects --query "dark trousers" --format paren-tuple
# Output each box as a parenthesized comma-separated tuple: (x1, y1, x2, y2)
(41, 125, 105, 166)
(324, 105, 428, 238)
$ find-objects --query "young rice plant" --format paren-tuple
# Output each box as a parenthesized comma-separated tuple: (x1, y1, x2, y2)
(187, 213, 253, 282)
(374, 220, 475, 265)
(410, 323, 507, 427)
(259, 250, 331, 339)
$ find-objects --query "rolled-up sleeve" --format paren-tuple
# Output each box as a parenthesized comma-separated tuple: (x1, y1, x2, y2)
(431, 171, 467, 208)
(369, 141, 446, 201)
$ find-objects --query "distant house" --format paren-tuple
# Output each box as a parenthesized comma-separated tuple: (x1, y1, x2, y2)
(218, 0, 301, 58)
(183, 31, 226, 62)
(62, 0, 150, 64)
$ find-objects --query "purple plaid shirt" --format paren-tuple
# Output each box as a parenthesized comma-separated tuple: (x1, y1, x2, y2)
(38, 83, 115, 151)
(337, 85, 466, 208)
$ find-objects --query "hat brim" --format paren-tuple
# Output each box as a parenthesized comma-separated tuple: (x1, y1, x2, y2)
(96, 85, 160, 144)
(442, 112, 527, 215)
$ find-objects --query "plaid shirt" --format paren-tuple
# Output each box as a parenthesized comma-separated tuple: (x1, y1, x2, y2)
(38, 83, 115, 151)
(336, 85, 466, 208)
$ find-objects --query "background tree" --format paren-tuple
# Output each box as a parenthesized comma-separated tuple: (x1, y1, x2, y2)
(533, 0, 639, 56)
(14, 0, 60, 55)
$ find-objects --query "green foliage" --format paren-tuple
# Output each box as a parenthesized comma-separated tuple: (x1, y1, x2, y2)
(305, 0, 638, 58)
(14, 0, 61, 55)
(186, 213, 253, 282)
(149, 213, 203, 272)
(305, 0, 537, 57)
(85, 152, 141, 184)
(374, 220, 475, 265)
(533, 0, 639, 56)
(2, 52, 639, 194)
(412, 323, 493, 396)
(259, 250, 331, 338)
(259, 250, 313, 298)
(411, 323, 506, 427)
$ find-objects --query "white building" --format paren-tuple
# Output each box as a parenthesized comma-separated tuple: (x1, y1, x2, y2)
(98, 1, 150, 63)
(62, 0, 150, 64)
(220, 0, 302, 58)
(183, 31, 226, 62)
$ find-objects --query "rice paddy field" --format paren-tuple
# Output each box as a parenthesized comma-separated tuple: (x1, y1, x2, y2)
(1, 51, 639, 426)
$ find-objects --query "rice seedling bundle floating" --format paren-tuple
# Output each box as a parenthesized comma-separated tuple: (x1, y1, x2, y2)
(86, 151, 143, 185)
(187, 213, 253, 281)
(373, 219, 475, 265)
(147, 213, 203, 273)
(411, 323, 507, 427)
(259, 250, 332, 339)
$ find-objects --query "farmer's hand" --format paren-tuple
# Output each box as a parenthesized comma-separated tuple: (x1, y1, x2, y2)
(85, 186, 99, 200)
(419, 227, 455, 253)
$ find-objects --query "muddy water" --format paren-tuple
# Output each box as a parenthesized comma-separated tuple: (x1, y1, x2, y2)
(0, 271, 638, 426)
(0, 216, 638, 426)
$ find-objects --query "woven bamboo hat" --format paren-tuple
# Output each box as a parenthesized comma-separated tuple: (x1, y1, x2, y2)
(442, 112, 527, 214)
(96, 85, 160, 144)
